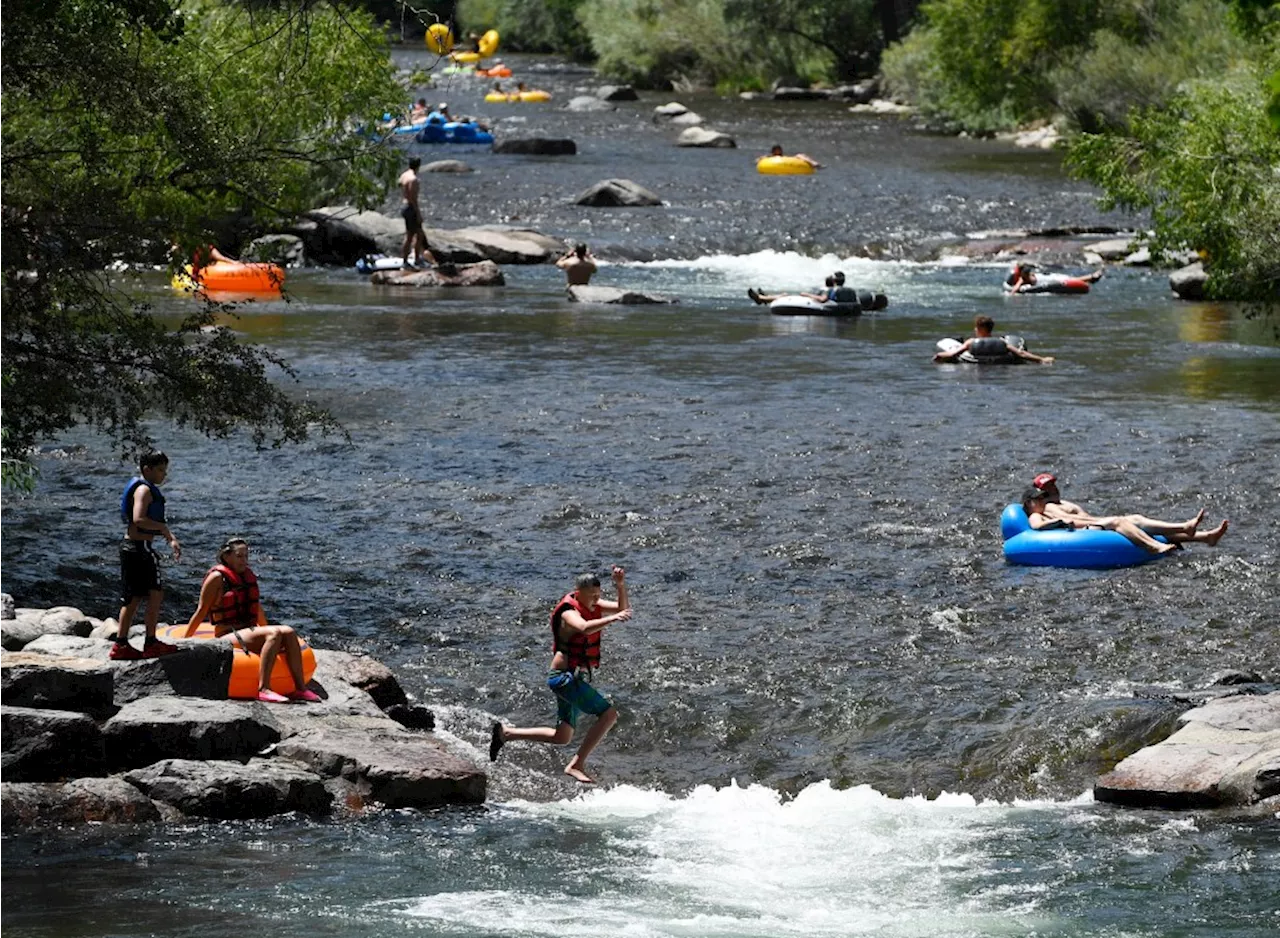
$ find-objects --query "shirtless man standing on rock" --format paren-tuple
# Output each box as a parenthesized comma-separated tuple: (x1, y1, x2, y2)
(399, 157, 440, 270)
(556, 243, 598, 286)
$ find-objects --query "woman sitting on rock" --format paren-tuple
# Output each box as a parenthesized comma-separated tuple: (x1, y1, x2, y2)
(183, 538, 320, 703)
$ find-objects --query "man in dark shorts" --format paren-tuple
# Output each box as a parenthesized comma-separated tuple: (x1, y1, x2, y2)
(112, 452, 183, 660)
(490, 566, 631, 784)
(398, 157, 439, 270)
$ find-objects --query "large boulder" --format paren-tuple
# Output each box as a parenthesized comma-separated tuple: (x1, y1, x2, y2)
(1, 606, 95, 650)
(1170, 261, 1208, 300)
(675, 127, 736, 148)
(492, 138, 576, 156)
(597, 84, 638, 101)
(370, 260, 504, 288)
(0, 650, 115, 715)
(451, 226, 563, 264)
(1095, 692, 1280, 809)
(568, 286, 678, 305)
(310, 649, 407, 710)
(653, 101, 688, 120)
(566, 95, 615, 113)
(575, 179, 664, 207)
(274, 717, 485, 807)
(836, 79, 878, 104)
(1081, 237, 1137, 262)
(2, 777, 164, 825)
(19, 634, 232, 704)
(243, 234, 305, 267)
(102, 697, 283, 770)
(423, 159, 473, 173)
(296, 206, 402, 263)
(2, 706, 106, 780)
(125, 758, 331, 819)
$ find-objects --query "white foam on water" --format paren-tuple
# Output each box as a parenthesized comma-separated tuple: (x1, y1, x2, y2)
(624, 250, 916, 291)
(384, 780, 1079, 937)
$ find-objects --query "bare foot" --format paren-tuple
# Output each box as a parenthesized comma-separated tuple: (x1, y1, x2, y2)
(1183, 507, 1206, 533)
(1154, 543, 1178, 555)
(1203, 519, 1229, 546)
(564, 765, 596, 784)
(1085, 268, 1105, 283)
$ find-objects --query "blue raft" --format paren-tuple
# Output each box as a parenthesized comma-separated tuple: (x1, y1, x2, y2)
(1000, 504, 1168, 569)
(415, 120, 494, 145)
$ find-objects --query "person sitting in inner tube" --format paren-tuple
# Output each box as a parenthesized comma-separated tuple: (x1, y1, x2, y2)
(1005, 261, 1104, 292)
(410, 98, 429, 121)
(1022, 476, 1229, 555)
(183, 538, 322, 704)
(933, 315, 1054, 364)
(432, 100, 489, 132)
(761, 143, 822, 169)
(748, 275, 837, 306)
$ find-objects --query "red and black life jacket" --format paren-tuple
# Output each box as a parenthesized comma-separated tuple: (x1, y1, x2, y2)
(550, 591, 602, 670)
(210, 563, 260, 630)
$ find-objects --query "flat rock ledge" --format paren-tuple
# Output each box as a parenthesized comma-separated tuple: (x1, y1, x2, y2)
(370, 260, 504, 287)
(568, 285, 677, 305)
(0, 600, 485, 826)
(1095, 692, 1280, 810)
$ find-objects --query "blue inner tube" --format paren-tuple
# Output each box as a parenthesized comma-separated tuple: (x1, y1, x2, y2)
(415, 121, 494, 145)
(1000, 504, 1168, 569)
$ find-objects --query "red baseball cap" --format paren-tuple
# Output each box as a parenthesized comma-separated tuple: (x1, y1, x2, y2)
(1033, 472, 1057, 488)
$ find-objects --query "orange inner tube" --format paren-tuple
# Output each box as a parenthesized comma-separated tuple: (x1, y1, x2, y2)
(195, 261, 285, 294)
(158, 622, 317, 699)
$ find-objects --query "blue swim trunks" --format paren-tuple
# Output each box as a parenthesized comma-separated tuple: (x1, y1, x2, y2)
(548, 670, 612, 728)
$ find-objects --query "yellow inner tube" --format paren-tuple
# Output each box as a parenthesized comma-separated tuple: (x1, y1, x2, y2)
(425, 23, 454, 54)
(484, 92, 514, 103)
(518, 90, 551, 102)
(450, 50, 481, 63)
(757, 156, 815, 175)
(478, 29, 500, 57)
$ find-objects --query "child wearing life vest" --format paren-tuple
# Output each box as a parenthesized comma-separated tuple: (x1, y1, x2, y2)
(489, 566, 631, 784)
(111, 451, 183, 660)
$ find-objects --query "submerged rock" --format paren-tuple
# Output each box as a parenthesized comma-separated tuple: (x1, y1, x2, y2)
(423, 159, 473, 173)
(566, 95, 615, 113)
(568, 285, 677, 305)
(653, 101, 688, 119)
(575, 179, 664, 207)
(491, 137, 577, 156)
(675, 127, 736, 148)
(597, 84, 638, 101)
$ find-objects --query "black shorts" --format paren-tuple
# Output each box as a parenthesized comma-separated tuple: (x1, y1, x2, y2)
(119, 539, 162, 602)
(401, 202, 424, 235)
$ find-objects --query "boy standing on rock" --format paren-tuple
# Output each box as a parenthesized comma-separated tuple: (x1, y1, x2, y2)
(110, 452, 182, 660)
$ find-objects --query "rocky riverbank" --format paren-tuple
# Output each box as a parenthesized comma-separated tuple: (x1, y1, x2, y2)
(1, 598, 486, 825)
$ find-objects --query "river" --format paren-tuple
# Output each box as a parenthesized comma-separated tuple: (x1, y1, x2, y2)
(2, 51, 1277, 938)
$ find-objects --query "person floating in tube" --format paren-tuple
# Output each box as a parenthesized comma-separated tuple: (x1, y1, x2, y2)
(748, 275, 838, 306)
(1005, 260, 1103, 292)
(489, 567, 631, 784)
(1022, 473, 1228, 555)
(933, 315, 1055, 364)
(760, 143, 822, 169)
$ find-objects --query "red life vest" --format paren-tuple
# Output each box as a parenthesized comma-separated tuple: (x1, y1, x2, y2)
(209, 563, 260, 631)
(550, 591, 602, 670)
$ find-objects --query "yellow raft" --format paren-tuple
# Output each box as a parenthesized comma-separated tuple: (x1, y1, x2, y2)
(757, 156, 815, 176)
(425, 23, 454, 54)
(485, 90, 552, 103)
(157, 622, 317, 700)
(450, 50, 481, 64)
(478, 29, 500, 57)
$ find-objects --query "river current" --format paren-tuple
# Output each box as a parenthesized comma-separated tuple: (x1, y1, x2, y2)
(2, 52, 1278, 938)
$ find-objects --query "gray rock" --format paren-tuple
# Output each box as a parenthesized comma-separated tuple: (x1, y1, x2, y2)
(1095, 692, 1280, 808)
(1170, 261, 1208, 300)
(3, 606, 95, 650)
(491, 138, 577, 156)
(1082, 237, 1136, 261)
(20, 634, 233, 704)
(1, 593, 15, 620)
(2, 706, 106, 780)
(575, 179, 664, 207)
(1213, 670, 1265, 686)
(668, 111, 703, 127)
(275, 719, 485, 807)
(836, 80, 878, 104)
(566, 95, 615, 112)
(297, 206, 402, 263)
(370, 260, 505, 288)
(675, 127, 736, 148)
(2, 777, 164, 825)
(451, 226, 563, 263)
(102, 696, 283, 770)
(384, 703, 435, 731)
(568, 285, 678, 305)
(243, 234, 305, 267)
(0, 650, 115, 715)
(653, 101, 688, 119)
(597, 84, 638, 101)
(311, 649, 408, 709)
(423, 160, 473, 173)
(1123, 247, 1152, 266)
(125, 758, 331, 819)
(773, 87, 833, 101)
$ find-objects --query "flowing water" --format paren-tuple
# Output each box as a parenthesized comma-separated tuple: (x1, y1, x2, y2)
(2, 52, 1278, 938)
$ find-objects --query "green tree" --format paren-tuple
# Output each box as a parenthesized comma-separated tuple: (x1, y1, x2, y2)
(2, 0, 405, 482)
(724, 0, 885, 81)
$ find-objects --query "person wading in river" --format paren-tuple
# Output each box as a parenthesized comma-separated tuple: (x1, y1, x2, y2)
(490, 566, 631, 784)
